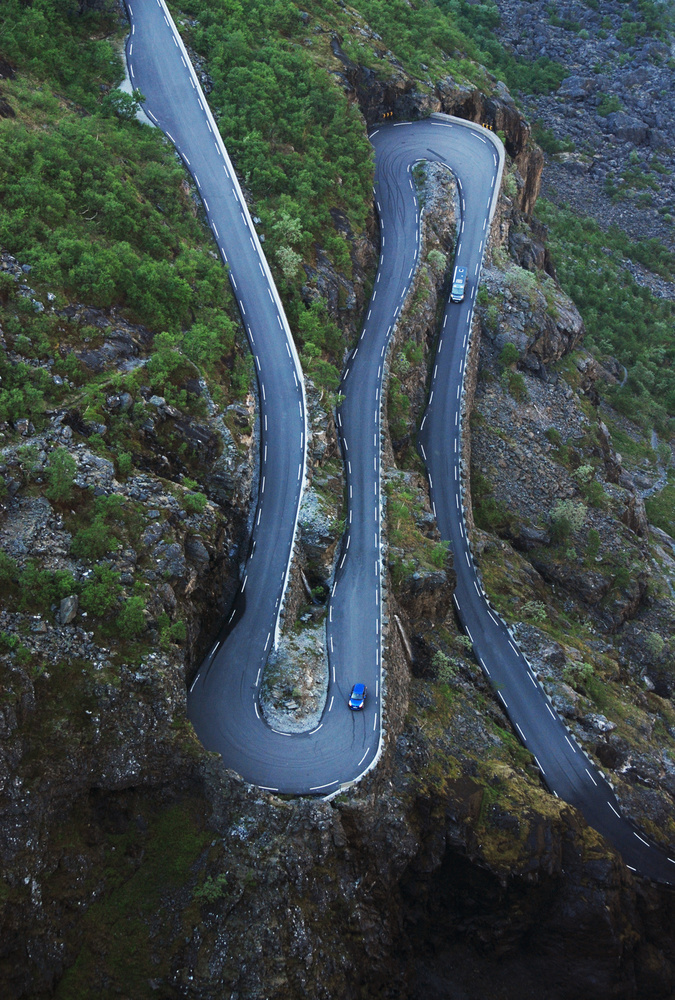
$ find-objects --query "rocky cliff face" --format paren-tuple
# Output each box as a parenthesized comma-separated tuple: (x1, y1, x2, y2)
(3, 5, 675, 999)
(330, 33, 543, 217)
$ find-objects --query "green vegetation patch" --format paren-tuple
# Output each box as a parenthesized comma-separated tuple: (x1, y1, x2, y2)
(532, 120, 575, 155)
(0, 0, 252, 469)
(385, 474, 447, 588)
(0, 73, 231, 331)
(334, 0, 567, 94)
(471, 470, 515, 535)
(536, 199, 675, 436)
(645, 477, 675, 538)
(171, 0, 374, 399)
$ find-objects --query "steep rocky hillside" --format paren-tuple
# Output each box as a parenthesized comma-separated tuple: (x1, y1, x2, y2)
(495, 0, 675, 245)
(0, 1, 674, 999)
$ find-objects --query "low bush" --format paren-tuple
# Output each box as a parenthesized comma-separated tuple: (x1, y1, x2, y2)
(498, 342, 519, 367)
(116, 595, 146, 640)
(183, 492, 208, 515)
(80, 565, 122, 618)
(433, 649, 458, 684)
(44, 448, 77, 503)
(19, 561, 77, 612)
(563, 660, 594, 692)
(71, 495, 124, 561)
(536, 199, 675, 433)
(550, 500, 587, 542)
(0, 550, 18, 584)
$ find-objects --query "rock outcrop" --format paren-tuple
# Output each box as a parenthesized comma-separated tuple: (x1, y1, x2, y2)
(330, 35, 544, 216)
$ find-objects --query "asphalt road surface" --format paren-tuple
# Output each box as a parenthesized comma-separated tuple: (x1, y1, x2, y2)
(390, 117, 674, 885)
(124, 0, 309, 786)
(125, 5, 675, 880)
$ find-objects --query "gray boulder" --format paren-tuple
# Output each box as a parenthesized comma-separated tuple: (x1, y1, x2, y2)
(184, 535, 210, 569)
(559, 76, 596, 100)
(605, 111, 649, 145)
(57, 595, 79, 625)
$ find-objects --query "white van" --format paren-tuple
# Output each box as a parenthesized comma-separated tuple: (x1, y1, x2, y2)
(451, 265, 467, 303)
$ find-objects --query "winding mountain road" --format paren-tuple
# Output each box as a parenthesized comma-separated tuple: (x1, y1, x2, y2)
(126, 2, 674, 882)
(124, 0, 308, 786)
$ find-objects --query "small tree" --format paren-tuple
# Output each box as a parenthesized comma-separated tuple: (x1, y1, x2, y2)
(102, 88, 146, 121)
(498, 342, 519, 367)
(550, 500, 587, 542)
(45, 448, 77, 503)
(433, 649, 458, 684)
(276, 245, 302, 281)
(116, 595, 146, 640)
(521, 600, 547, 624)
(427, 249, 447, 275)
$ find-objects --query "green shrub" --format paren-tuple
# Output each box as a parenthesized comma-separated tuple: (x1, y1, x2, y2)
(508, 371, 528, 402)
(573, 464, 594, 487)
(168, 620, 187, 643)
(0, 550, 18, 585)
(117, 452, 133, 478)
(472, 470, 513, 534)
(276, 245, 303, 281)
(498, 342, 519, 367)
(587, 528, 601, 560)
(645, 483, 675, 537)
(18, 562, 77, 612)
(0, 272, 17, 304)
(388, 375, 411, 440)
(0, 354, 52, 426)
(101, 88, 145, 122)
(44, 448, 77, 503)
(194, 873, 229, 904)
(563, 660, 594, 691)
(644, 631, 665, 658)
(550, 500, 587, 542)
(503, 172, 518, 199)
(454, 635, 474, 652)
(183, 491, 208, 515)
(432, 649, 458, 684)
(158, 613, 187, 648)
(182, 316, 236, 372)
(427, 249, 447, 274)
(583, 479, 607, 508)
(80, 565, 122, 618)
(71, 505, 120, 561)
(531, 122, 576, 156)
(521, 600, 547, 624)
(597, 94, 623, 116)
(485, 304, 499, 333)
(116, 595, 146, 640)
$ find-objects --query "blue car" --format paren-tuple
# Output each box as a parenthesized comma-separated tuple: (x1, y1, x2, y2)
(348, 683, 366, 711)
